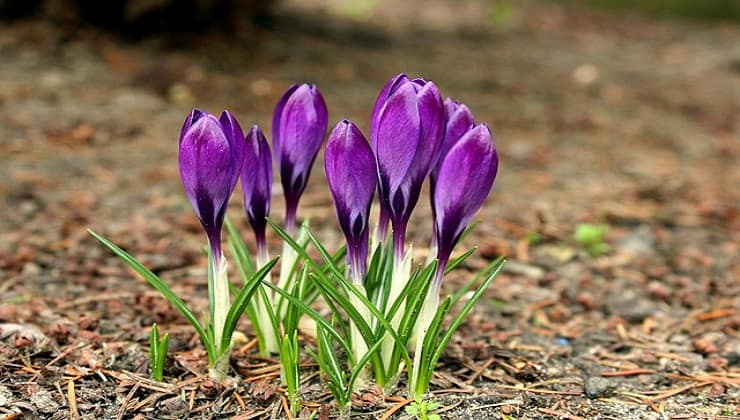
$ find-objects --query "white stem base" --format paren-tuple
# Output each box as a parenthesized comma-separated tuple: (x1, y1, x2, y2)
(380, 247, 412, 375)
(213, 256, 230, 350)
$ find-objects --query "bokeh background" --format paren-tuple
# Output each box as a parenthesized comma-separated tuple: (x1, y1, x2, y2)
(0, 0, 738, 417)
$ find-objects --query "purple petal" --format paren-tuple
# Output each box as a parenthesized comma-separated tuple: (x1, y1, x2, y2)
(272, 84, 328, 205)
(406, 81, 445, 186)
(179, 112, 237, 245)
(370, 73, 409, 146)
(241, 125, 273, 235)
(434, 124, 498, 263)
(272, 84, 300, 159)
(432, 98, 475, 184)
(219, 110, 246, 190)
(375, 82, 421, 194)
(325, 120, 376, 248)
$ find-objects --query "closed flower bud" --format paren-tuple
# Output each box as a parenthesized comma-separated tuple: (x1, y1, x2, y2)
(179, 109, 245, 257)
(431, 98, 475, 188)
(433, 123, 498, 273)
(372, 74, 445, 256)
(325, 120, 377, 282)
(241, 125, 273, 256)
(272, 83, 328, 231)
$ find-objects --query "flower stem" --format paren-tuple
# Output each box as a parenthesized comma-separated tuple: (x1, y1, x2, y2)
(255, 243, 279, 356)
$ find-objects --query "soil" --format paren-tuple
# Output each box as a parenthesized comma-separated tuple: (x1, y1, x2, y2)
(1, 0, 739, 419)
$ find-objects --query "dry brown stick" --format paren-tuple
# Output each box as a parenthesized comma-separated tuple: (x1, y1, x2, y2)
(280, 394, 294, 420)
(116, 381, 140, 420)
(67, 379, 79, 420)
(465, 357, 496, 385)
(601, 369, 657, 377)
(648, 381, 713, 403)
(378, 398, 413, 420)
(493, 384, 583, 396)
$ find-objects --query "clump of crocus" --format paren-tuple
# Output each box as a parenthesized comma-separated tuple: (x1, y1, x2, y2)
(92, 109, 278, 381)
(325, 119, 377, 366)
(272, 84, 328, 304)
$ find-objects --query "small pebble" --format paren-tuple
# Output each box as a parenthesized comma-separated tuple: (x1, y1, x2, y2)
(584, 376, 613, 399)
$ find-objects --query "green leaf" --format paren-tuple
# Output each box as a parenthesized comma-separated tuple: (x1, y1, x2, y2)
(225, 216, 256, 276)
(430, 258, 505, 375)
(220, 256, 279, 351)
(262, 280, 354, 362)
(444, 247, 477, 274)
(88, 229, 216, 365)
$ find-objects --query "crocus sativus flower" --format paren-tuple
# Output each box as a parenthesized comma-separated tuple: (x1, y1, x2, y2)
(433, 123, 498, 284)
(179, 109, 245, 259)
(372, 74, 445, 259)
(241, 125, 273, 265)
(325, 120, 377, 284)
(272, 83, 328, 232)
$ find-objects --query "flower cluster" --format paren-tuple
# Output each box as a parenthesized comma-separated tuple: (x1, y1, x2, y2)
(91, 74, 501, 413)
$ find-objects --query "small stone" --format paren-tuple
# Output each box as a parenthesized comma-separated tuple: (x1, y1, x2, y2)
(584, 376, 613, 399)
(616, 225, 656, 257)
(693, 338, 719, 355)
(503, 261, 545, 280)
(30, 389, 60, 414)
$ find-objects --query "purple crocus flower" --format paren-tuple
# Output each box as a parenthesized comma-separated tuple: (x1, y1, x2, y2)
(241, 125, 273, 263)
(433, 123, 498, 284)
(372, 74, 445, 259)
(272, 83, 328, 233)
(179, 109, 245, 259)
(325, 120, 377, 284)
(431, 98, 475, 189)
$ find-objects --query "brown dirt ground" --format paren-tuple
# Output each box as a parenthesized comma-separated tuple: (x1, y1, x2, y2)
(1, 1, 739, 418)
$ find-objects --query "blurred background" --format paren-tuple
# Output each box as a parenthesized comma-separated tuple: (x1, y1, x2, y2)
(0, 0, 738, 416)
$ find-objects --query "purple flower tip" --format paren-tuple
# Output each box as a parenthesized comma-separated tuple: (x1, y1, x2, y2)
(372, 75, 445, 239)
(272, 83, 328, 218)
(179, 109, 245, 257)
(431, 98, 475, 185)
(433, 123, 498, 267)
(241, 125, 273, 243)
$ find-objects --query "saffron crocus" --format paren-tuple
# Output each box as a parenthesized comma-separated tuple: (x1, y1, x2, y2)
(178, 108, 245, 377)
(433, 123, 498, 285)
(325, 120, 377, 372)
(324, 120, 377, 284)
(179, 109, 245, 260)
(272, 83, 328, 233)
(369, 74, 411, 244)
(241, 125, 273, 266)
(372, 74, 445, 260)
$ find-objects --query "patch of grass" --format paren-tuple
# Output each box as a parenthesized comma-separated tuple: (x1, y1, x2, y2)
(573, 223, 609, 257)
(554, 0, 740, 22)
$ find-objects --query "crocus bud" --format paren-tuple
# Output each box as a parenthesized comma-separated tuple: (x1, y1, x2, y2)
(372, 74, 445, 257)
(325, 120, 377, 283)
(179, 109, 245, 258)
(241, 125, 273, 261)
(433, 123, 498, 276)
(431, 98, 475, 188)
(272, 83, 328, 231)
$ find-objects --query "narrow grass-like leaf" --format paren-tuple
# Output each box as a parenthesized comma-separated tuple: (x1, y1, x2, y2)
(220, 256, 279, 351)
(88, 229, 216, 364)
(262, 280, 354, 363)
(444, 247, 477, 274)
(450, 256, 505, 308)
(429, 258, 505, 376)
(225, 216, 255, 276)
